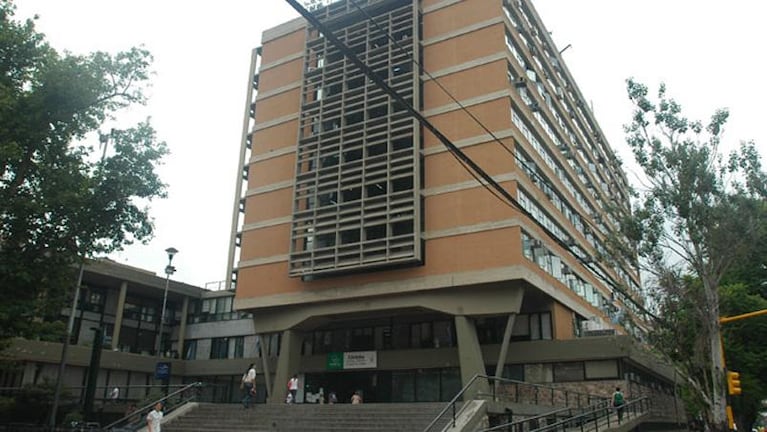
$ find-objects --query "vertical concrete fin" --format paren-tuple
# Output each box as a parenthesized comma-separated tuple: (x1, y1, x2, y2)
(111, 281, 128, 347)
(454, 315, 488, 399)
(271, 329, 302, 404)
(494, 313, 517, 378)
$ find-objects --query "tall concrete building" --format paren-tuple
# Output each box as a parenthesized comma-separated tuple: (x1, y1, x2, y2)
(228, 0, 664, 405)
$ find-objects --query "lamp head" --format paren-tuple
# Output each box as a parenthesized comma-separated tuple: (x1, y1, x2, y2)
(165, 247, 178, 262)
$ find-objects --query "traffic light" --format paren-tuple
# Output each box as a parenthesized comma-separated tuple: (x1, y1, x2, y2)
(727, 371, 742, 395)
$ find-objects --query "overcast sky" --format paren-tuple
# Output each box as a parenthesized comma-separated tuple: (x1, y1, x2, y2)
(15, 1, 767, 288)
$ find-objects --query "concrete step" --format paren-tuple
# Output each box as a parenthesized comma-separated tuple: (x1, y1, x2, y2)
(163, 402, 452, 432)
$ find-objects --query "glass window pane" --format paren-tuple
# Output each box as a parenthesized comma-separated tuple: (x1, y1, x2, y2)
(440, 368, 461, 402)
(530, 314, 541, 340)
(540, 312, 552, 340)
(392, 371, 415, 402)
(553, 362, 584, 382)
(416, 369, 440, 402)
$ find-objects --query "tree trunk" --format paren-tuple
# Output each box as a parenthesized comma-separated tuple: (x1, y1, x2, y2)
(704, 276, 728, 431)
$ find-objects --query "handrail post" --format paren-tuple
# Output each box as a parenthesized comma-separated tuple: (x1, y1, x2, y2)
(452, 401, 456, 428)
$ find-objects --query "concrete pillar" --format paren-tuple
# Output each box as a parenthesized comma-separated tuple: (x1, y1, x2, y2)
(111, 281, 128, 349)
(176, 297, 189, 358)
(270, 329, 302, 404)
(454, 315, 488, 399)
(257, 334, 272, 400)
(494, 314, 517, 378)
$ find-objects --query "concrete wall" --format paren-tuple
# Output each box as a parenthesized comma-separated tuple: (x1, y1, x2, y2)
(184, 318, 255, 340)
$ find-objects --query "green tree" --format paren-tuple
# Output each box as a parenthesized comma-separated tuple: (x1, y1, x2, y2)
(618, 80, 767, 431)
(720, 285, 767, 431)
(0, 1, 167, 344)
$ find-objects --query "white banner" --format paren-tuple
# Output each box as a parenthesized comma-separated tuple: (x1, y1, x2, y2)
(343, 351, 377, 369)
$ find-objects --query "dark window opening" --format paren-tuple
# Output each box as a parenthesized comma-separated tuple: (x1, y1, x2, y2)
(323, 119, 340, 132)
(393, 29, 412, 41)
(553, 362, 585, 382)
(368, 105, 388, 118)
(370, 36, 388, 49)
(366, 182, 387, 197)
(392, 177, 413, 192)
(392, 221, 413, 236)
(340, 229, 360, 244)
(321, 155, 338, 168)
(365, 225, 386, 240)
(342, 187, 361, 202)
(345, 112, 363, 125)
(344, 148, 363, 162)
(328, 83, 342, 96)
(319, 192, 337, 206)
(392, 63, 411, 76)
(368, 143, 387, 156)
(327, 51, 343, 63)
(348, 77, 364, 90)
(392, 137, 412, 151)
(316, 233, 336, 249)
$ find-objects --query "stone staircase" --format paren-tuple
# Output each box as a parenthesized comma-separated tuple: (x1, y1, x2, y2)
(163, 402, 452, 432)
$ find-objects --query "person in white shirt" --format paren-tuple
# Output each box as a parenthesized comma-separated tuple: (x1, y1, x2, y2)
(146, 402, 164, 432)
(109, 386, 119, 402)
(287, 374, 299, 403)
(241, 363, 257, 408)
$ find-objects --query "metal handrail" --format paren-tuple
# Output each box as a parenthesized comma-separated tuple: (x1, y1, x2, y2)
(422, 374, 609, 432)
(479, 397, 650, 432)
(102, 381, 203, 431)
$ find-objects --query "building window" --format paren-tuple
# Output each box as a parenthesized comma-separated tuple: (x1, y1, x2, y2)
(185, 340, 197, 360)
(553, 362, 585, 382)
(530, 312, 552, 340)
(232, 336, 244, 359)
(210, 337, 230, 360)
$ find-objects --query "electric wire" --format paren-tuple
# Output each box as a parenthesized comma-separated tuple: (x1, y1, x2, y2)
(284, 0, 656, 324)
(344, 0, 653, 322)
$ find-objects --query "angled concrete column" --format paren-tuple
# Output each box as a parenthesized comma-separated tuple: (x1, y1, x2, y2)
(111, 281, 128, 349)
(454, 315, 488, 399)
(176, 297, 189, 357)
(270, 329, 302, 404)
(256, 334, 272, 400)
(494, 313, 517, 378)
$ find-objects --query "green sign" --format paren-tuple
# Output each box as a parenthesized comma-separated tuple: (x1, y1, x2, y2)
(326, 352, 343, 370)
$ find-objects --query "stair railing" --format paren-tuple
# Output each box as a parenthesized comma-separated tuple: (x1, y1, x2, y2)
(422, 374, 608, 432)
(479, 396, 651, 432)
(103, 381, 203, 431)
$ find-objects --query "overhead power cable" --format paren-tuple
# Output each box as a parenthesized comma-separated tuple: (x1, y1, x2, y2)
(282, 0, 657, 324)
(343, 0, 650, 321)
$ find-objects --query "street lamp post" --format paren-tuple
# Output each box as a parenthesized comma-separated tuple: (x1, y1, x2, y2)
(155, 247, 177, 357)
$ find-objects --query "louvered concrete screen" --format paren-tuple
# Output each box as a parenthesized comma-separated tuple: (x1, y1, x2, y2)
(288, 0, 423, 278)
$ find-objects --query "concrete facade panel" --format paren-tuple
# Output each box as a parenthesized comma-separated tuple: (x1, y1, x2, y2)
(258, 58, 303, 91)
(422, 24, 504, 72)
(251, 120, 300, 155)
(242, 188, 293, 225)
(184, 319, 255, 340)
(235, 227, 523, 300)
(424, 142, 517, 188)
(422, 61, 507, 110)
(424, 187, 520, 232)
(259, 30, 305, 66)
(253, 88, 301, 125)
(424, 97, 511, 146)
(422, 0, 501, 40)
(248, 153, 296, 188)
(552, 301, 574, 340)
(240, 224, 290, 260)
